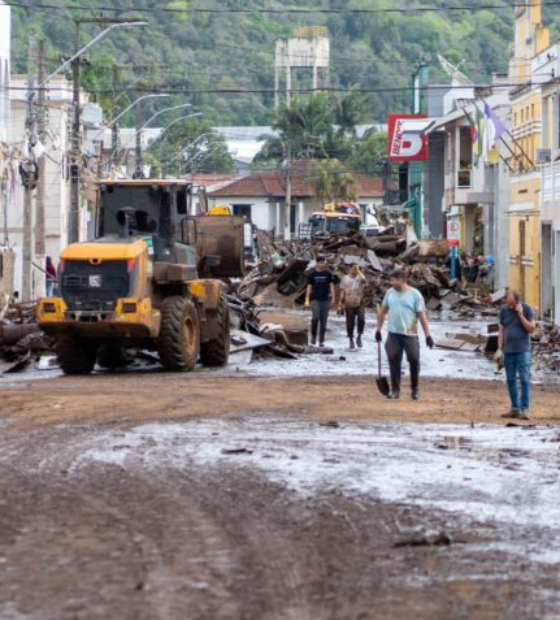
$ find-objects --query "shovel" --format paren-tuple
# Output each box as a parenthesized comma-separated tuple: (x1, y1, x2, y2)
(376, 341, 390, 396)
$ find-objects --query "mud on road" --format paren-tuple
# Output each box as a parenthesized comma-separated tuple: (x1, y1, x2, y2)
(1, 375, 560, 619)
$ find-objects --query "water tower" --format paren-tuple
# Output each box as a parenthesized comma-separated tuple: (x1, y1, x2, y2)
(274, 26, 330, 109)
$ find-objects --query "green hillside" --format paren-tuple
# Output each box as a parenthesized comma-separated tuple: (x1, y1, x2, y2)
(10, 0, 556, 126)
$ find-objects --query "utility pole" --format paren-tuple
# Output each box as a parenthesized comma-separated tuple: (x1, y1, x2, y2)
(68, 20, 82, 244)
(22, 32, 37, 301)
(69, 17, 137, 241)
(111, 64, 120, 172)
(35, 38, 47, 259)
(135, 101, 143, 178)
(284, 140, 291, 241)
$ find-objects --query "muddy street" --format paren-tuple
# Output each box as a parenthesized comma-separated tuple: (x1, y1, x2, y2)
(1, 372, 560, 619)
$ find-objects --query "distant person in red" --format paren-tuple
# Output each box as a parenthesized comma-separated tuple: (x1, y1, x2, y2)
(45, 256, 57, 297)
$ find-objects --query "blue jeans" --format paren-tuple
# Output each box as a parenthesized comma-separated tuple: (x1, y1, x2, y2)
(504, 352, 532, 411)
(46, 280, 55, 297)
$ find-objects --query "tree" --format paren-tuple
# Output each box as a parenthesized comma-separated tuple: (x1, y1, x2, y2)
(349, 129, 388, 176)
(254, 90, 367, 167)
(312, 160, 357, 206)
(150, 118, 234, 176)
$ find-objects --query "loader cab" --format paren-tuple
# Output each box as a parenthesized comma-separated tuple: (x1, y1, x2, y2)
(97, 181, 196, 262)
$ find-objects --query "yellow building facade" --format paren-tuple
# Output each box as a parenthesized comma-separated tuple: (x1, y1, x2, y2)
(508, 0, 549, 312)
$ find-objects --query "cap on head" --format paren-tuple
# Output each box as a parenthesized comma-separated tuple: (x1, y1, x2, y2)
(316, 255, 327, 264)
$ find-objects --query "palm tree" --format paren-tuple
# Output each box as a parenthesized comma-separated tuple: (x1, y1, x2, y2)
(312, 160, 357, 206)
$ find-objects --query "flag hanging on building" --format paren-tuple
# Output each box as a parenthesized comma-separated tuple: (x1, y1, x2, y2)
(470, 104, 484, 164)
(483, 102, 506, 153)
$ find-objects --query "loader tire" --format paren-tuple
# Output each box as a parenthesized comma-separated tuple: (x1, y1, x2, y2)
(200, 295, 230, 367)
(158, 296, 200, 372)
(56, 336, 97, 375)
(97, 344, 127, 370)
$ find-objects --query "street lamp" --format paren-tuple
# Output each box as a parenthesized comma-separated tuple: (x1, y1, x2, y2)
(34, 22, 148, 94)
(67, 23, 147, 244)
(21, 20, 147, 301)
(164, 138, 221, 177)
(156, 113, 204, 176)
(181, 141, 223, 173)
(135, 100, 193, 178)
(93, 93, 171, 174)
(140, 103, 192, 131)
(108, 93, 170, 127)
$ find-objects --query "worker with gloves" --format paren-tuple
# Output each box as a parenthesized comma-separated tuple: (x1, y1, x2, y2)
(376, 268, 434, 401)
(305, 256, 336, 347)
(339, 263, 367, 349)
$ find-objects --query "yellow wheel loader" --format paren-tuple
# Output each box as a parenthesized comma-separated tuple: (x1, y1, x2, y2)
(37, 179, 245, 375)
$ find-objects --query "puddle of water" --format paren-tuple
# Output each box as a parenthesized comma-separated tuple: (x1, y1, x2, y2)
(64, 416, 560, 565)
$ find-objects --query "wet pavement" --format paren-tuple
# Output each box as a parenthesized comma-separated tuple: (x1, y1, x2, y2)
(69, 414, 560, 566)
(227, 311, 502, 381)
(1, 412, 559, 619)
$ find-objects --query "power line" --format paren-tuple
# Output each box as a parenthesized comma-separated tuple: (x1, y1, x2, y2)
(8, 77, 551, 95)
(4, 1, 558, 14)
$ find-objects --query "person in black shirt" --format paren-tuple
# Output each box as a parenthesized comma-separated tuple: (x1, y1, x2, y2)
(305, 256, 336, 346)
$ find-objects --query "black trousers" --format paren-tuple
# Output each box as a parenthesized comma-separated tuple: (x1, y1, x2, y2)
(311, 300, 330, 341)
(385, 332, 420, 392)
(345, 306, 365, 338)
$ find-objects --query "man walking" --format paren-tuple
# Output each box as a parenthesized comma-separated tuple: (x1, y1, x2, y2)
(339, 264, 366, 349)
(376, 268, 434, 400)
(498, 291, 535, 420)
(305, 256, 335, 347)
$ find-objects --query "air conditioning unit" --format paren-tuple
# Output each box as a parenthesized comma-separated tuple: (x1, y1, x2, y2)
(536, 148, 552, 164)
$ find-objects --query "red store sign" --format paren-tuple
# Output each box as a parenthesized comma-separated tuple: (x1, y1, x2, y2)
(387, 114, 429, 162)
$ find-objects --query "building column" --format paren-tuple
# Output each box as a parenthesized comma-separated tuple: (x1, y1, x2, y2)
(552, 94, 559, 152)
(276, 202, 282, 238)
(542, 95, 550, 149)
(463, 204, 477, 254)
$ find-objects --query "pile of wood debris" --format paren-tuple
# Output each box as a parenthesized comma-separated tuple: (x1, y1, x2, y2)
(534, 322, 560, 374)
(0, 297, 54, 373)
(232, 229, 503, 318)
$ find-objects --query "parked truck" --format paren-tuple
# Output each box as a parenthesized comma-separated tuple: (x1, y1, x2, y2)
(302, 202, 362, 238)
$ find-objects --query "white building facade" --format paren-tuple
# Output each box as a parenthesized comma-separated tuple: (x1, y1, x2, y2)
(5, 76, 78, 297)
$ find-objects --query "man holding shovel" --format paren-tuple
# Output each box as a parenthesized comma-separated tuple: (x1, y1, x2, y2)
(376, 268, 434, 400)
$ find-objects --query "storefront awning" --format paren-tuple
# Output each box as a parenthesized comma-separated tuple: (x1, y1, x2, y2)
(399, 118, 437, 134)
(426, 107, 468, 133)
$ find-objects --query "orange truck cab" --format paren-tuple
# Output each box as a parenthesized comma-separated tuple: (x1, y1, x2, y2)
(308, 203, 362, 236)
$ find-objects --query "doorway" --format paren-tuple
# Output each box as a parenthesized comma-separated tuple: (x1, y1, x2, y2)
(542, 224, 553, 319)
(232, 204, 252, 222)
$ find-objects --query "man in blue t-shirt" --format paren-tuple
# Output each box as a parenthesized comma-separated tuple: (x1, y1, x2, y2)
(498, 290, 536, 420)
(376, 268, 434, 400)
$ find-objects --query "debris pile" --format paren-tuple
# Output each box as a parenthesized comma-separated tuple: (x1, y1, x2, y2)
(227, 294, 333, 360)
(534, 322, 560, 373)
(0, 299, 53, 373)
(233, 229, 500, 316)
